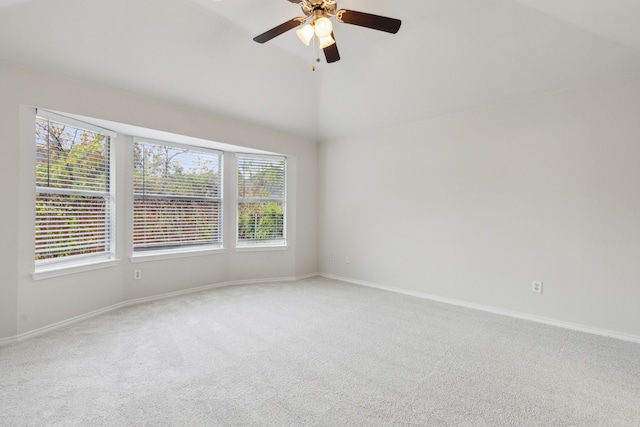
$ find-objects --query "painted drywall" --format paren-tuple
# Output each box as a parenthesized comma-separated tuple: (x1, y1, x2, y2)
(319, 75, 640, 337)
(0, 79, 20, 340)
(0, 61, 318, 340)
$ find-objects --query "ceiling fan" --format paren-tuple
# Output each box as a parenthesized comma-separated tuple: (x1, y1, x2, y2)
(253, 0, 401, 65)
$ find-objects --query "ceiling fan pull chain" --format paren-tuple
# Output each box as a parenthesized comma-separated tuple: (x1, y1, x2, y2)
(312, 32, 319, 71)
(311, 35, 315, 71)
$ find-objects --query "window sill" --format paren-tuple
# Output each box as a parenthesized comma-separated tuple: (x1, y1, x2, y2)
(130, 246, 225, 263)
(235, 244, 288, 253)
(32, 258, 119, 281)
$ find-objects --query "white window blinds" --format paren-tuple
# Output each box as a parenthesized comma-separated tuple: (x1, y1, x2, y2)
(35, 115, 113, 264)
(237, 155, 286, 246)
(133, 140, 222, 252)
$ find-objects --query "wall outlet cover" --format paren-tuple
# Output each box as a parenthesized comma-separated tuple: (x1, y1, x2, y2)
(532, 281, 543, 294)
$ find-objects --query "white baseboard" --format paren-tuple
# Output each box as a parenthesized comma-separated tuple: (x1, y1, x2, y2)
(0, 336, 18, 346)
(7, 271, 636, 347)
(3, 303, 125, 345)
(319, 273, 640, 345)
(0, 273, 320, 346)
(122, 272, 319, 307)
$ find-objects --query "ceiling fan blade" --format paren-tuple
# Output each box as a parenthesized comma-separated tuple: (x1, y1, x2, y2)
(336, 10, 401, 34)
(253, 17, 305, 44)
(323, 35, 340, 63)
(286, 0, 301, 3)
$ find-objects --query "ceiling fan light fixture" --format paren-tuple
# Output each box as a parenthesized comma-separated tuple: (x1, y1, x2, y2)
(252, 2, 402, 66)
(296, 24, 315, 46)
(314, 16, 333, 38)
(318, 34, 336, 49)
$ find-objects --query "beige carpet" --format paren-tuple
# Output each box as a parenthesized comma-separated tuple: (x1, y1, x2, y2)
(1, 276, 639, 426)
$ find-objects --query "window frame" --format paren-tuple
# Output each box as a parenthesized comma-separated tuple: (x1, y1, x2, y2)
(33, 110, 116, 276)
(131, 138, 224, 257)
(236, 153, 287, 249)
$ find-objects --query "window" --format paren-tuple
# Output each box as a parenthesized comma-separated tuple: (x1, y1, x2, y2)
(133, 140, 222, 253)
(35, 113, 114, 267)
(237, 154, 286, 247)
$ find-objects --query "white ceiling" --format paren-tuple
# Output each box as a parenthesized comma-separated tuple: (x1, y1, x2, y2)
(1, 0, 640, 141)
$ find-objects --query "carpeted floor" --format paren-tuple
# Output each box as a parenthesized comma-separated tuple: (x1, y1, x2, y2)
(1, 276, 639, 426)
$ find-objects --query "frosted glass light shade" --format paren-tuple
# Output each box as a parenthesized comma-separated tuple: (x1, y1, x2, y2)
(296, 24, 315, 46)
(318, 34, 336, 48)
(314, 17, 333, 38)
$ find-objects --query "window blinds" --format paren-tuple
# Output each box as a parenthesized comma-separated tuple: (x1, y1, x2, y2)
(237, 155, 286, 245)
(35, 116, 112, 262)
(133, 141, 222, 251)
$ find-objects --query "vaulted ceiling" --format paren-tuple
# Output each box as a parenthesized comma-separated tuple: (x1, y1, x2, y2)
(1, 0, 640, 141)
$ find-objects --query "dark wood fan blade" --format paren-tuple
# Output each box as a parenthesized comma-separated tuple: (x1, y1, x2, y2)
(286, 0, 301, 3)
(253, 17, 305, 43)
(323, 34, 340, 63)
(336, 10, 401, 34)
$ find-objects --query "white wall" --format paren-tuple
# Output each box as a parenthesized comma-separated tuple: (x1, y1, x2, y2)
(0, 61, 317, 341)
(0, 74, 20, 340)
(3, 56, 639, 343)
(319, 75, 640, 338)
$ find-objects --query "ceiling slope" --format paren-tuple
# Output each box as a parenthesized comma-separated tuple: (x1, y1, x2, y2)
(1, 0, 640, 142)
(0, 0, 320, 139)
(512, 0, 640, 52)
(317, 0, 640, 140)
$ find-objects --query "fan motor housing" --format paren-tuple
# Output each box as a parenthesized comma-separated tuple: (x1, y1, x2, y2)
(303, 1, 337, 16)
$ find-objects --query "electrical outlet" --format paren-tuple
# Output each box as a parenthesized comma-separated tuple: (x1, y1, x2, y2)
(345, 256, 350, 264)
(328, 252, 332, 261)
(532, 281, 542, 294)
(134, 269, 142, 280)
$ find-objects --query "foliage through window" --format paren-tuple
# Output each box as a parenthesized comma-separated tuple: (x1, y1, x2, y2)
(35, 115, 113, 264)
(237, 155, 286, 246)
(133, 141, 222, 252)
